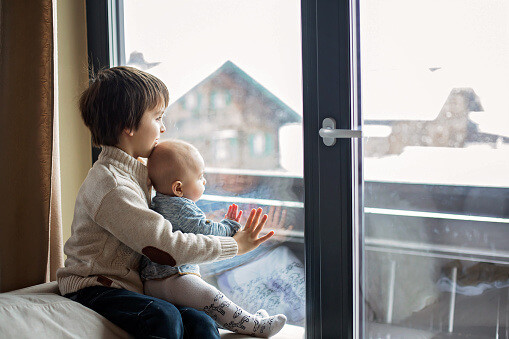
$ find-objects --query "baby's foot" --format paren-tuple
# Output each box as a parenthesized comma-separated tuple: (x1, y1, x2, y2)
(254, 309, 269, 318)
(251, 314, 287, 338)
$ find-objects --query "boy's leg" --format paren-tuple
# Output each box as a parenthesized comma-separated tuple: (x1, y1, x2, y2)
(177, 306, 220, 339)
(65, 285, 183, 339)
(144, 274, 287, 338)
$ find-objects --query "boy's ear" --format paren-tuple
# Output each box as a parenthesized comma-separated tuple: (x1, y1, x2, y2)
(171, 181, 184, 197)
(123, 127, 134, 137)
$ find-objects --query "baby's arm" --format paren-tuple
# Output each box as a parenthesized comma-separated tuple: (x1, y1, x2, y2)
(175, 201, 240, 237)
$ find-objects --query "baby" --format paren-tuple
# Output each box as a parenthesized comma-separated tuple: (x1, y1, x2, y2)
(140, 139, 287, 337)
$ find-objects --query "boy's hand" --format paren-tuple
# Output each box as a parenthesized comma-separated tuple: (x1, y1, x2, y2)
(233, 208, 274, 255)
(225, 204, 243, 222)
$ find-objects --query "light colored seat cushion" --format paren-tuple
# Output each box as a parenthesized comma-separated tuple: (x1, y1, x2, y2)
(0, 292, 129, 338)
(2, 282, 304, 338)
(5, 281, 60, 295)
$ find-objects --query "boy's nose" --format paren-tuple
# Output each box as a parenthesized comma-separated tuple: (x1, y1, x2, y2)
(160, 122, 166, 133)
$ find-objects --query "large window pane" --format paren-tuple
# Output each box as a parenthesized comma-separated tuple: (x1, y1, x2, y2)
(359, 0, 509, 337)
(122, 0, 305, 330)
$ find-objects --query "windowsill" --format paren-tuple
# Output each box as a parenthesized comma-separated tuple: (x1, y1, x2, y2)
(219, 324, 305, 338)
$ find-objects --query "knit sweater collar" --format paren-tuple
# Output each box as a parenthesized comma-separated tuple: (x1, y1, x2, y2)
(98, 146, 147, 183)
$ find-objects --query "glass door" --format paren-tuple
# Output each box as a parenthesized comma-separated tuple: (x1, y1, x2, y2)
(120, 0, 306, 334)
(358, 0, 509, 338)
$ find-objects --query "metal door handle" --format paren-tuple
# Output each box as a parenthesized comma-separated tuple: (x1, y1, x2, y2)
(319, 118, 362, 146)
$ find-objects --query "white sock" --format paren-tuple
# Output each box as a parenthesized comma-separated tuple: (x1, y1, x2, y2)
(144, 274, 286, 338)
(205, 292, 287, 338)
(215, 308, 269, 330)
(255, 309, 269, 318)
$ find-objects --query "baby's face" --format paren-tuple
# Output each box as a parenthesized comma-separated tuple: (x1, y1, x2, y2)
(181, 152, 206, 202)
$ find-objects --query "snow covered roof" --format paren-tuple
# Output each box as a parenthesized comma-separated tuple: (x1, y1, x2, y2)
(362, 67, 509, 138)
(469, 111, 509, 138)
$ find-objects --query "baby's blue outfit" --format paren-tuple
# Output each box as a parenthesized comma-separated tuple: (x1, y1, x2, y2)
(140, 192, 241, 281)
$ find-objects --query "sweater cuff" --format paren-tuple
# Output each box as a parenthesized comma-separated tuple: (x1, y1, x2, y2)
(217, 237, 238, 261)
(221, 219, 241, 233)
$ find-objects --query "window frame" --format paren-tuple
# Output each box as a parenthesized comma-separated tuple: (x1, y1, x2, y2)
(85, 0, 125, 163)
(302, 0, 357, 337)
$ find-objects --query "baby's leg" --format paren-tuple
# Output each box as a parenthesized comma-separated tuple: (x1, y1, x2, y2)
(144, 274, 286, 338)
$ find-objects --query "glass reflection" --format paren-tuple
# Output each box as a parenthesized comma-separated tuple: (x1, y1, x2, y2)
(360, 0, 509, 337)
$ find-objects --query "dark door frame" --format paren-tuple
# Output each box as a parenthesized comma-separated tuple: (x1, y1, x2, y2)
(302, 0, 357, 337)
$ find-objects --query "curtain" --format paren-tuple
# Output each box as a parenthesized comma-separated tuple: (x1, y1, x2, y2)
(0, 0, 63, 292)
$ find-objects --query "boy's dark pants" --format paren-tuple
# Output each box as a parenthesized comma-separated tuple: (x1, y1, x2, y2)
(65, 286, 220, 339)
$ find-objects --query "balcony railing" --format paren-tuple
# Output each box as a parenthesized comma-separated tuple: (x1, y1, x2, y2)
(201, 168, 509, 262)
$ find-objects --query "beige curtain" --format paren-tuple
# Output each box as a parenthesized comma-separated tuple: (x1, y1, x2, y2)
(0, 0, 63, 292)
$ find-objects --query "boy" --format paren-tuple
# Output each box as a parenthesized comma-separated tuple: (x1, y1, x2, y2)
(57, 66, 274, 338)
(141, 140, 287, 337)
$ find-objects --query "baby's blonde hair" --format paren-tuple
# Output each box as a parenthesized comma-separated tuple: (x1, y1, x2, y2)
(147, 140, 202, 194)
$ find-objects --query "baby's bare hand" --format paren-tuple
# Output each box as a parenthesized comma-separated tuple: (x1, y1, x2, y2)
(232, 208, 274, 255)
(225, 204, 242, 222)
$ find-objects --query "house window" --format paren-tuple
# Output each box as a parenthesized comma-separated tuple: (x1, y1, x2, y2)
(251, 132, 265, 156)
(184, 93, 198, 111)
(248, 132, 274, 157)
(213, 130, 238, 162)
(211, 91, 227, 110)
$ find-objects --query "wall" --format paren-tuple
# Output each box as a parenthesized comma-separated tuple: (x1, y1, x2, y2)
(56, 0, 91, 244)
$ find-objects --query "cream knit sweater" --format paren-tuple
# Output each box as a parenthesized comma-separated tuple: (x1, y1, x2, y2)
(57, 146, 238, 295)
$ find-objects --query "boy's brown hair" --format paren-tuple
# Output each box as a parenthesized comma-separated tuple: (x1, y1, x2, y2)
(79, 66, 169, 146)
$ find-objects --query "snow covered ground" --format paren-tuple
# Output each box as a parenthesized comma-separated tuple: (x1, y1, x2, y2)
(364, 144, 509, 188)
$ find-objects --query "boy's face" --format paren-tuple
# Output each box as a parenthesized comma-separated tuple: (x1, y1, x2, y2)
(132, 103, 166, 158)
(181, 152, 206, 202)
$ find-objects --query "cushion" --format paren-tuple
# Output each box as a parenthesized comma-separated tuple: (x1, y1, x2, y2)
(0, 292, 129, 338)
(1, 282, 304, 338)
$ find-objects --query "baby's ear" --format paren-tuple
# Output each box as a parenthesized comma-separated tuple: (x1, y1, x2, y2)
(171, 181, 183, 197)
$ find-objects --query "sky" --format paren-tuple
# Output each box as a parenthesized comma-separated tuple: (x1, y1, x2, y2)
(124, 0, 509, 136)
(123, 0, 509, 181)
(123, 0, 303, 114)
(360, 0, 509, 137)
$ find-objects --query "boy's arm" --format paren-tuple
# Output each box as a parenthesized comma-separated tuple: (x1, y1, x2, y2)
(94, 186, 238, 266)
(175, 202, 241, 237)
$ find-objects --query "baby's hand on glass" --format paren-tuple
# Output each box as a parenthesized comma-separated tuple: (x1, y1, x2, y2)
(225, 204, 243, 222)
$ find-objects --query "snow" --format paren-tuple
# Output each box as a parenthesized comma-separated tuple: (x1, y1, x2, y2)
(364, 145, 509, 187)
